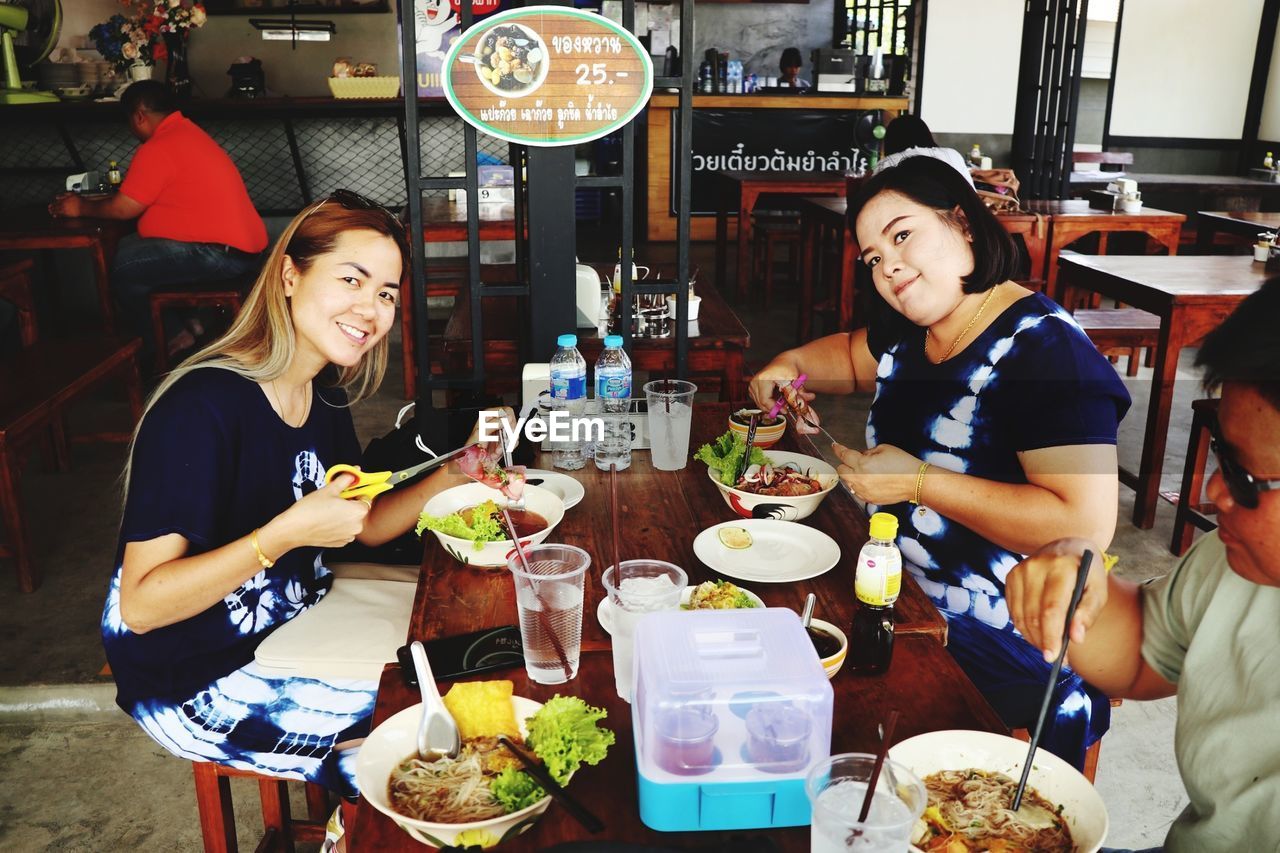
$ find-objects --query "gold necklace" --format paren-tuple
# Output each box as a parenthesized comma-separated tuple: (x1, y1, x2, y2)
(271, 379, 310, 427)
(926, 285, 1000, 364)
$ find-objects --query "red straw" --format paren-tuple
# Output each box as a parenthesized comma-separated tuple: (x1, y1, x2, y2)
(858, 708, 901, 824)
(610, 463, 623, 579)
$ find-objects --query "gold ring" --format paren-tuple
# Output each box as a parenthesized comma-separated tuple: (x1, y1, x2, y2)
(359, 497, 372, 509)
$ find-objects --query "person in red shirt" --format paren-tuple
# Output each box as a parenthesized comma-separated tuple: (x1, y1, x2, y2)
(49, 81, 267, 363)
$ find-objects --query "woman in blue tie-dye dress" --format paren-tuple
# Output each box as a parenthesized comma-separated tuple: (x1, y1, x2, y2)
(102, 194, 480, 797)
(750, 156, 1130, 769)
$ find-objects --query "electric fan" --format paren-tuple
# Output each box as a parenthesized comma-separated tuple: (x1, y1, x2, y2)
(1, 0, 60, 104)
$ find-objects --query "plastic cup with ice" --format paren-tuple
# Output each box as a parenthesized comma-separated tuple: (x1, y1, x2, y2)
(601, 559, 687, 701)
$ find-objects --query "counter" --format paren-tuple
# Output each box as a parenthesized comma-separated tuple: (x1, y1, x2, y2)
(645, 93, 907, 241)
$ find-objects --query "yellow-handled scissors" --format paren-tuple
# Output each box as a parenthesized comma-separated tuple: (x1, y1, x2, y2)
(325, 445, 470, 501)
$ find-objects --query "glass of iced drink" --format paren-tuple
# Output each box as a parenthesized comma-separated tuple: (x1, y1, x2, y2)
(506, 544, 591, 684)
(643, 379, 697, 470)
(806, 753, 927, 853)
(601, 559, 687, 700)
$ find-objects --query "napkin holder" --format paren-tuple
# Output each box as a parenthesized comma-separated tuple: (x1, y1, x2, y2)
(631, 608, 833, 831)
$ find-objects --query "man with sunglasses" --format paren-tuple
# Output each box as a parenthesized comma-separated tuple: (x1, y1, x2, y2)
(1005, 278, 1280, 852)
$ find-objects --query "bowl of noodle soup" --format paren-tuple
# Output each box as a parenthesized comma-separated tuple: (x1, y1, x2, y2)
(356, 696, 557, 849)
(889, 730, 1108, 852)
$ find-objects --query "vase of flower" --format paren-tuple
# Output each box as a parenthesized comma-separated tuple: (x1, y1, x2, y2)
(127, 61, 153, 83)
(163, 31, 192, 98)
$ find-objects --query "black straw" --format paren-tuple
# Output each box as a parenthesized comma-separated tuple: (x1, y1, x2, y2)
(1011, 550, 1093, 811)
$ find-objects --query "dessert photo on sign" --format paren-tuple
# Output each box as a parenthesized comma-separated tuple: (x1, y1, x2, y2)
(474, 23, 548, 97)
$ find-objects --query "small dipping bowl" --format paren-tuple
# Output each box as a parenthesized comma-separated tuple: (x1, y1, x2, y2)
(727, 408, 787, 448)
(744, 702, 812, 773)
(807, 618, 848, 679)
(653, 706, 720, 776)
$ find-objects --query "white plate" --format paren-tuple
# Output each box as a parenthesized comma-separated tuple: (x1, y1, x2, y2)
(522, 469, 585, 509)
(596, 583, 767, 634)
(692, 520, 841, 583)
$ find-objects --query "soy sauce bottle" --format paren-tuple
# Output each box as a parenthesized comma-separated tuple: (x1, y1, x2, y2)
(849, 512, 901, 675)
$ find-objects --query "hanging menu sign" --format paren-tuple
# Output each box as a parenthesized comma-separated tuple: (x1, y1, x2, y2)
(442, 6, 653, 147)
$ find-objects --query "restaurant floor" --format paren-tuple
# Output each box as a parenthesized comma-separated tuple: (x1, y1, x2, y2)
(2, 245, 1191, 850)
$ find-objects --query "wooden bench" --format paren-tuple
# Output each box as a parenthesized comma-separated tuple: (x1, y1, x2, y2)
(149, 276, 255, 373)
(1170, 398, 1219, 555)
(192, 762, 330, 853)
(1073, 307, 1160, 376)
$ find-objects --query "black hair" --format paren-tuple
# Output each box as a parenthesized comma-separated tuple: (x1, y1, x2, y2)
(780, 47, 803, 70)
(882, 115, 938, 157)
(1195, 277, 1280, 410)
(121, 80, 178, 118)
(848, 154, 1020, 293)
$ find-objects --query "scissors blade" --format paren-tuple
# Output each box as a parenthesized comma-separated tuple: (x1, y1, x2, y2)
(385, 445, 470, 489)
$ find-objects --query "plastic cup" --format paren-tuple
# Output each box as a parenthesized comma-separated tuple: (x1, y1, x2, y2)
(643, 379, 697, 470)
(601, 559, 687, 701)
(506, 544, 590, 684)
(745, 702, 813, 773)
(806, 753, 927, 853)
(654, 707, 719, 776)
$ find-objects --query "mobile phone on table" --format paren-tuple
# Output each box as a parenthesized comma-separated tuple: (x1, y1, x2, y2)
(397, 625, 524, 684)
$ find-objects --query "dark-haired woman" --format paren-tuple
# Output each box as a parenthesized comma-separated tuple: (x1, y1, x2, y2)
(749, 156, 1130, 769)
(101, 193, 496, 797)
(874, 114, 973, 185)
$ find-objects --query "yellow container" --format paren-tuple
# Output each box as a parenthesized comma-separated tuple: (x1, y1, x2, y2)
(327, 76, 400, 99)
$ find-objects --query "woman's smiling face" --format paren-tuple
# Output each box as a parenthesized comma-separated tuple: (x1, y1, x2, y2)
(282, 228, 401, 370)
(855, 190, 976, 327)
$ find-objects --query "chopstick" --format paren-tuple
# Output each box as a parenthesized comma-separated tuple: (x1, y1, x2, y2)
(734, 413, 759, 484)
(497, 735, 605, 833)
(1011, 550, 1093, 812)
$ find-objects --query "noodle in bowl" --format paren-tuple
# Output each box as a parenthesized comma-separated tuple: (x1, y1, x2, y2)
(889, 730, 1108, 852)
(356, 696, 560, 848)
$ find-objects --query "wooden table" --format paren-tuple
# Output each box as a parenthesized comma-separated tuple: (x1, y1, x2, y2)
(1068, 172, 1280, 213)
(441, 274, 751, 402)
(1056, 253, 1270, 528)
(1025, 200, 1185, 300)
(0, 206, 133, 333)
(715, 171, 846, 300)
(1195, 210, 1280, 250)
(351, 405, 1003, 851)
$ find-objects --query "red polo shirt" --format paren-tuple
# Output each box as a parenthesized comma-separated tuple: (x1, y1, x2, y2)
(120, 112, 267, 254)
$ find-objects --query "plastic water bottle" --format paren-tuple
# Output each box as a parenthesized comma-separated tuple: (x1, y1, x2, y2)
(594, 335, 632, 470)
(550, 334, 587, 470)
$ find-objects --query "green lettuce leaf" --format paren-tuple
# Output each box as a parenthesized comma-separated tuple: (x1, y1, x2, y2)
(491, 766, 545, 813)
(693, 431, 771, 486)
(524, 695, 615, 785)
(415, 500, 505, 551)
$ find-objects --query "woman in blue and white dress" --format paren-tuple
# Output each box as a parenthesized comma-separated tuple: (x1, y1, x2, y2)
(750, 156, 1130, 769)
(102, 193, 481, 797)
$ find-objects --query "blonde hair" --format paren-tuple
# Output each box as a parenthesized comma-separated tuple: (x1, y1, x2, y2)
(121, 198, 409, 491)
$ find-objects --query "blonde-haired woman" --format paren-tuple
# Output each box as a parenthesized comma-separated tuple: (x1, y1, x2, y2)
(101, 192, 465, 796)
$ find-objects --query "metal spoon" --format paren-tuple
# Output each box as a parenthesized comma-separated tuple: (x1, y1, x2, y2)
(498, 425, 526, 512)
(409, 640, 460, 761)
(800, 592, 816, 629)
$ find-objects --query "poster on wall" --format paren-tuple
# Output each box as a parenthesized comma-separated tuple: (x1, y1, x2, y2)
(400, 0, 510, 97)
(677, 111, 874, 215)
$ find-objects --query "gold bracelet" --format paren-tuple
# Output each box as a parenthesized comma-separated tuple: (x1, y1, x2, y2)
(251, 528, 274, 569)
(912, 462, 930, 505)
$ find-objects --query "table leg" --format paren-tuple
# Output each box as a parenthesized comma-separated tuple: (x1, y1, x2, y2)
(1133, 307, 1185, 528)
(715, 177, 729, 291)
(839, 222, 857, 331)
(1195, 219, 1215, 253)
(798, 211, 817, 343)
(721, 351, 745, 402)
(736, 188, 759, 301)
(89, 240, 116, 334)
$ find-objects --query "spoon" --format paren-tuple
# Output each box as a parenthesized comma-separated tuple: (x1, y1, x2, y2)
(498, 426, 525, 512)
(800, 593, 816, 630)
(409, 640, 460, 761)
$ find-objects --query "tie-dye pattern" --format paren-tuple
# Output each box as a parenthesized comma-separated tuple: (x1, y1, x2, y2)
(865, 292, 1129, 769)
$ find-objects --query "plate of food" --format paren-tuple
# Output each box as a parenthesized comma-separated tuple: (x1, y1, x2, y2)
(473, 22, 548, 98)
(695, 433, 839, 521)
(596, 578, 765, 634)
(416, 483, 564, 567)
(522, 469, 585, 510)
(692, 520, 840, 583)
(357, 680, 614, 850)
(889, 729, 1108, 853)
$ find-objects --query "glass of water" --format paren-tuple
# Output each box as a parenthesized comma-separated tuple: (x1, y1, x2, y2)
(506, 544, 591, 684)
(806, 753, 927, 852)
(643, 379, 697, 471)
(601, 559, 687, 701)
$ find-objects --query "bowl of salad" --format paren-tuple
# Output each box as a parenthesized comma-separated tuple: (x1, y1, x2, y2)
(694, 432, 838, 521)
(417, 483, 565, 567)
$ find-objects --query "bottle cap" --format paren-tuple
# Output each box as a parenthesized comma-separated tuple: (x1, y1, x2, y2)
(868, 511, 898, 541)
(557, 334, 578, 347)
(604, 335, 623, 348)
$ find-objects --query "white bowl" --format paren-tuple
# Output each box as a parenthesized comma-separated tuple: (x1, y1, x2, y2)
(420, 483, 565, 567)
(807, 617, 847, 679)
(706, 450, 839, 521)
(473, 22, 549, 99)
(356, 696, 556, 849)
(889, 729, 1109, 853)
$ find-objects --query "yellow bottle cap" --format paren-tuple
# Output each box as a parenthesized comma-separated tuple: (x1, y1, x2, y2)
(869, 511, 898, 541)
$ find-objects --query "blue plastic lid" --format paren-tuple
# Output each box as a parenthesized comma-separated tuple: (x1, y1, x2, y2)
(557, 334, 578, 347)
(604, 335, 623, 348)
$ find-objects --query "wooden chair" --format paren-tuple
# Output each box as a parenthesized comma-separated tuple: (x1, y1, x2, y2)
(1171, 398, 1219, 555)
(1073, 307, 1160, 376)
(149, 278, 252, 372)
(1072, 151, 1134, 172)
(0, 259, 143, 592)
(1010, 698, 1123, 784)
(191, 762, 331, 853)
(751, 211, 803, 307)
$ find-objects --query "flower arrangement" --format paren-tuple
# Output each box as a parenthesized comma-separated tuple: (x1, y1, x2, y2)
(89, 1, 207, 72)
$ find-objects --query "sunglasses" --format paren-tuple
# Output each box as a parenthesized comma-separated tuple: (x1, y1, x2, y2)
(1210, 421, 1280, 510)
(325, 189, 406, 235)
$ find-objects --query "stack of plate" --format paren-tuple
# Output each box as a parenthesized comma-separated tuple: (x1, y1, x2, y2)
(36, 61, 79, 92)
(76, 61, 117, 96)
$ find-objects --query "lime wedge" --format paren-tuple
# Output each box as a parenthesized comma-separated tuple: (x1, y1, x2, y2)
(718, 526, 753, 550)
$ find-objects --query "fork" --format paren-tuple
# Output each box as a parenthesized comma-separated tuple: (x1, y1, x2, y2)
(498, 427, 525, 512)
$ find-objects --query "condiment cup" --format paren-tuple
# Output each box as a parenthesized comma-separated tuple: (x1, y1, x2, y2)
(807, 618, 848, 679)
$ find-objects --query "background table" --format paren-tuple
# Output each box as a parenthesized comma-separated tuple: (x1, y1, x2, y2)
(0, 206, 133, 334)
(351, 404, 1004, 850)
(1056, 253, 1269, 528)
(1195, 210, 1280, 250)
(421, 197, 517, 243)
(1068, 172, 1280, 214)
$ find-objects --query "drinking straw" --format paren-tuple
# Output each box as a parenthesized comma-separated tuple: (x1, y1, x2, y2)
(610, 463, 624, 581)
(857, 708, 901, 824)
(1011, 550, 1093, 812)
(503, 506, 573, 680)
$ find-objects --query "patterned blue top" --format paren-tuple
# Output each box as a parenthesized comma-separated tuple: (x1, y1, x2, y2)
(103, 368, 362, 710)
(866, 292, 1131, 628)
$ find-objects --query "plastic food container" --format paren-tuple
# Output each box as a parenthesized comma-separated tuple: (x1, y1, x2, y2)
(631, 608, 834, 831)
